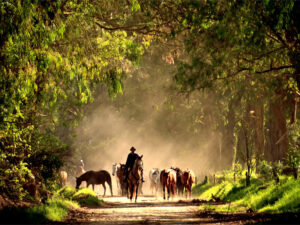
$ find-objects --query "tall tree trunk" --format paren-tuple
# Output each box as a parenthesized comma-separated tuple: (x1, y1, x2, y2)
(267, 99, 289, 162)
(253, 104, 265, 162)
(220, 94, 242, 169)
(236, 128, 246, 166)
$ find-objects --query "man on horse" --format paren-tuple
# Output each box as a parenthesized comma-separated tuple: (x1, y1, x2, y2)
(124, 146, 145, 182)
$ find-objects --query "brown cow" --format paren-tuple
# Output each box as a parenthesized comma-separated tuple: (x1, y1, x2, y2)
(181, 170, 195, 199)
(160, 169, 177, 200)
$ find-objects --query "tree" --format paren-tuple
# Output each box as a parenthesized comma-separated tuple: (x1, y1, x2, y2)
(0, 0, 147, 199)
(139, 0, 300, 168)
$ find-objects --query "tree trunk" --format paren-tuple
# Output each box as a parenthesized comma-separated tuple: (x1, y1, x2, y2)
(252, 104, 265, 163)
(267, 100, 289, 162)
(236, 129, 246, 165)
(221, 100, 237, 169)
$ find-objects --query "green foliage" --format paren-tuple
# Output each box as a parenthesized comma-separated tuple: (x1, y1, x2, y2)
(30, 198, 79, 222)
(0, 0, 147, 200)
(257, 160, 273, 180)
(0, 198, 79, 224)
(195, 176, 300, 213)
(55, 186, 104, 207)
(56, 186, 77, 200)
(192, 183, 213, 196)
(287, 144, 300, 172)
(72, 188, 104, 207)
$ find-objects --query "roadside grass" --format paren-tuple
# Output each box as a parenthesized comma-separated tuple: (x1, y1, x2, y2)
(0, 186, 104, 224)
(56, 185, 77, 199)
(192, 175, 300, 213)
(72, 187, 104, 207)
(28, 198, 80, 222)
(0, 198, 79, 224)
(192, 183, 213, 196)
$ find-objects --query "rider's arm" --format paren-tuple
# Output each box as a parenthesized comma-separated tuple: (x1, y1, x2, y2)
(125, 153, 131, 168)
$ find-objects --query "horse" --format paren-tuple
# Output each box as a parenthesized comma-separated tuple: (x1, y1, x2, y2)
(149, 168, 161, 196)
(112, 163, 127, 196)
(181, 169, 195, 199)
(171, 167, 184, 196)
(127, 155, 143, 202)
(76, 170, 113, 197)
(59, 170, 68, 186)
(160, 169, 177, 200)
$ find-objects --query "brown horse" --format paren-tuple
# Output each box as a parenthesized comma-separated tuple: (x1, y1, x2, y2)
(171, 167, 184, 196)
(112, 163, 127, 196)
(127, 155, 143, 202)
(160, 169, 177, 200)
(181, 170, 195, 199)
(76, 170, 113, 197)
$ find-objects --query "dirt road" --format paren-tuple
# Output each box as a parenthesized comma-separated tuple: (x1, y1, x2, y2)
(61, 195, 298, 225)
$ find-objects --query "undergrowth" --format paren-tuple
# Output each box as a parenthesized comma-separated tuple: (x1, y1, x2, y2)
(0, 186, 103, 224)
(192, 176, 300, 213)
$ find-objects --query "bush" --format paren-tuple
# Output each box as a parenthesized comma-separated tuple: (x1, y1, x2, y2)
(258, 160, 273, 180)
(72, 188, 104, 207)
(56, 186, 77, 199)
(195, 176, 300, 213)
(0, 198, 79, 224)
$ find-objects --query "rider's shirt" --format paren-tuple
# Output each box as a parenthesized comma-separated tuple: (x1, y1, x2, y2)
(125, 152, 139, 170)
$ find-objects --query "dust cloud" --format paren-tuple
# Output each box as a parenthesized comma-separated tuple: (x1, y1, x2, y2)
(70, 50, 222, 194)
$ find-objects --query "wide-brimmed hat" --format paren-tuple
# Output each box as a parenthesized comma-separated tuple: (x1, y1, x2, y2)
(130, 146, 136, 151)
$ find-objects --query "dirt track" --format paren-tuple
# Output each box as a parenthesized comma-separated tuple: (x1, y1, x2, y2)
(60, 195, 299, 225)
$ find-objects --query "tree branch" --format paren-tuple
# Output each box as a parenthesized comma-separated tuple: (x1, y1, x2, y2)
(238, 65, 294, 74)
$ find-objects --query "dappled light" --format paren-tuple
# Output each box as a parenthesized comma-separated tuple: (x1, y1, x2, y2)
(0, 0, 299, 224)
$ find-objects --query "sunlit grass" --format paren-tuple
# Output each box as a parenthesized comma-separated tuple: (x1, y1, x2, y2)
(0, 186, 105, 224)
(72, 187, 104, 207)
(259, 186, 300, 213)
(29, 198, 79, 222)
(0, 198, 79, 224)
(192, 183, 212, 196)
(56, 185, 77, 199)
(192, 175, 300, 213)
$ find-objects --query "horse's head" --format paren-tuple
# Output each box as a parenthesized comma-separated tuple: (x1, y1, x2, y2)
(135, 155, 143, 171)
(75, 177, 82, 190)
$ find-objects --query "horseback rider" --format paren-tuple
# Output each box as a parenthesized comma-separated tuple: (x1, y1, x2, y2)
(123, 146, 145, 182)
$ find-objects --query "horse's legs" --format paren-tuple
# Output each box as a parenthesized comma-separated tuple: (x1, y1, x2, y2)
(167, 185, 171, 200)
(172, 183, 176, 199)
(188, 185, 192, 199)
(102, 183, 106, 197)
(185, 185, 188, 199)
(130, 184, 134, 201)
(135, 184, 139, 203)
(162, 185, 165, 200)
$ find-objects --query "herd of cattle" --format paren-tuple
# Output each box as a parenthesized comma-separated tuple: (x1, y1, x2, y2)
(112, 164, 196, 200)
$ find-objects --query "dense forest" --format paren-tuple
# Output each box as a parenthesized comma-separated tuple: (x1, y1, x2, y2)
(0, 0, 299, 202)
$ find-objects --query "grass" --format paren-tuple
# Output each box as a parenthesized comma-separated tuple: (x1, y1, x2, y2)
(71, 187, 104, 207)
(29, 198, 80, 222)
(192, 183, 213, 196)
(56, 185, 77, 199)
(0, 198, 79, 224)
(0, 186, 104, 224)
(192, 175, 300, 213)
(56, 186, 104, 207)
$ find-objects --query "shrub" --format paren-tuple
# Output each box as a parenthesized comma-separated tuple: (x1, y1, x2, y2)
(72, 188, 104, 207)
